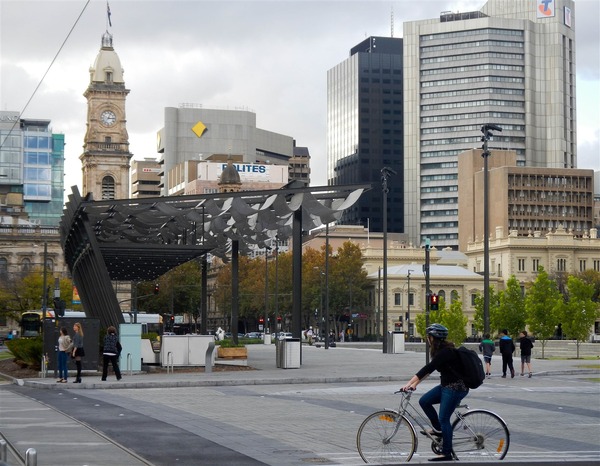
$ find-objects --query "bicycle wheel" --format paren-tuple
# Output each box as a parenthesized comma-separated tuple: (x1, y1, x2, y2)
(451, 409, 510, 461)
(357, 410, 416, 463)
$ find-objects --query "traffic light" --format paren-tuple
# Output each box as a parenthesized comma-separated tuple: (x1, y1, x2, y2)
(258, 316, 264, 324)
(153, 283, 160, 295)
(277, 316, 282, 323)
(430, 294, 439, 311)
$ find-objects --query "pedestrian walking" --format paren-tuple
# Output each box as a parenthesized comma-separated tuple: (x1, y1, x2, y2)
(72, 322, 85, 383)
(478, 333, 495, 378)
(402, 324, 469, 462)
(57, 327, 72, 383)
(499, 329, 515, 378)
(102, 326, 122, 381)
(519, 330, 534, 377)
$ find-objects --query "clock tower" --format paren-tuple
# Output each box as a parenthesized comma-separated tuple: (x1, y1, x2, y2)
(80, 31, 132, 200)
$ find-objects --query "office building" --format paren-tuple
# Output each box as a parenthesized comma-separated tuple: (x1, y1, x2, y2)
(0, 111, 65, 226)
(288, 145, 311, 185)
(327, 36, 404, 233)
(458, 149, 594, 251)
(403, 0, 577, 249)
(131, 158, 161, 198)
(156, 105, 294, 196)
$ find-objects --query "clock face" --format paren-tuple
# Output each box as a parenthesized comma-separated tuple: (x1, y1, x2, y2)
(100, 110, 117, 127)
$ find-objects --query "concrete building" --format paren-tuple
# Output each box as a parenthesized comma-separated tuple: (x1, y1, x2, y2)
(0, 111, 65, 226)
(156, 105, 294, 196)
(403, 0, 577, 249)
(327, 36, 405, 233)
(131, 158, 161, 198)
(288, 145, 311, 186)
(457, 148, 594, 251)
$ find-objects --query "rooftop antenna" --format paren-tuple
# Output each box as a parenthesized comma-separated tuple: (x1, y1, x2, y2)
(391, 5, 394, 38)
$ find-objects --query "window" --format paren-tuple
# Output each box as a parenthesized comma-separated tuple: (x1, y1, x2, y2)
(471, 293, 477, 306)
(518, 258, 525, 272)
(579, 260, 586, 272)
(0, 258, 7, 274)
(557, 258, 567, 272)
(451, 290, 459, 303)
(532, 259, 540, 272)
(21, 258, 31, 272)
(594, 260, 600, 272)
(408, 293, 414, 306)
(394, 293, 401, 306)
(102, 176, 116, 200)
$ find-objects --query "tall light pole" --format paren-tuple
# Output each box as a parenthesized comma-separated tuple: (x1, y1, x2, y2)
(381, 166, 396, 353)
(264, 245, 270, 341)
(314, 267, 323, 340)
(480, 123, 502, 335)
(406, 269, 414, 339)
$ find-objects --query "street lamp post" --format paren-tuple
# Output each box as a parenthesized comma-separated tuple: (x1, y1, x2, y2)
(480, 123, 502, 335)
(406, 269, 414, 339)
(314, 267, 324, 340)
(381, 166, 396, 353)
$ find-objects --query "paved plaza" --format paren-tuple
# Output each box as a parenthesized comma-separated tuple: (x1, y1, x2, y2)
(1, 342, 599, 465)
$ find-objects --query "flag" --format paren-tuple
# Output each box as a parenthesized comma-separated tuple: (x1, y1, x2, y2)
(107, 2, 112, 27)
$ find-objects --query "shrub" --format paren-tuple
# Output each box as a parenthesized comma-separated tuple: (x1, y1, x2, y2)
(5, 337, 43, 370)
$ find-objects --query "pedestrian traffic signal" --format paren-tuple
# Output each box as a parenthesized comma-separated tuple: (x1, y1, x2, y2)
(259, 316, 264, 324)
(154, 283, 160, 295)
(430, 294, 439, 311)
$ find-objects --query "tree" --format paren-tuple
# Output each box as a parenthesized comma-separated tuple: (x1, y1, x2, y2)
(415, 296, 467, 344)
(558, 276, 600, 358)
(525, 267, 562, 358)
(472, 286, 500, 335)
(493, 275, 526, 338)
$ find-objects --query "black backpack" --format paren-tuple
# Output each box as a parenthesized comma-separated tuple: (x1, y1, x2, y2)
(454, 346, 486, 389)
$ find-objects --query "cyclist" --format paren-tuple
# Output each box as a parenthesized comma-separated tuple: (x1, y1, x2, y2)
(401, 323, 469, 462)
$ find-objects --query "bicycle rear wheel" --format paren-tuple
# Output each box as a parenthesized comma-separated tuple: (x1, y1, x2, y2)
(357, 410, 416, 463)
(451, 409, 510, 461)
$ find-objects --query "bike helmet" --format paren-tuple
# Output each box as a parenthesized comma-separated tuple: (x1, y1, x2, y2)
(426, 323, 448, 339)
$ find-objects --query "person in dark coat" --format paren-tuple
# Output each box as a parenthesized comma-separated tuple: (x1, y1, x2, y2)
(519, 330, 534, 378)
(402, 324, 469, 462)
(101, 326, 122, 381)
(499, 329, 515, 378)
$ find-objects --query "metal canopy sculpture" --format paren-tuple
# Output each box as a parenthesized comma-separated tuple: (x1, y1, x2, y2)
(60, 183, 369, 329)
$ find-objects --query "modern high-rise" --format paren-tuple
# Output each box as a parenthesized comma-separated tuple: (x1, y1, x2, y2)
(0, 111, 65, 226)
(403, 0, 577, 249)
(327, 36, 404, 233)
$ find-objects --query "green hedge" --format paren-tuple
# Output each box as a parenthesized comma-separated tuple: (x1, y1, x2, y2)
(5, 337, 43, 370)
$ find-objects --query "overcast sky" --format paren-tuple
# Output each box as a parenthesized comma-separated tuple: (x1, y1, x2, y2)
(1, 0, 598, 196)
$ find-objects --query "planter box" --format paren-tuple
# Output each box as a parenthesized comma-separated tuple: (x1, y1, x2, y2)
(217, 346, 247, 359)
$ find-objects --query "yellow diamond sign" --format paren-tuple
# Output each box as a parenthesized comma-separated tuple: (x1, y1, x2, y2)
(192, 121, 207, 138)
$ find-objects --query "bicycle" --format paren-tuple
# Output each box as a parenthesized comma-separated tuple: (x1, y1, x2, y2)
(357, 389, 510, 463)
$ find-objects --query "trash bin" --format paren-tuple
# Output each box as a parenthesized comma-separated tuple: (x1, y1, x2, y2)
(387, 331, 405, 354)
(275, 339, 284, 368)
(283, 338, 301, 368)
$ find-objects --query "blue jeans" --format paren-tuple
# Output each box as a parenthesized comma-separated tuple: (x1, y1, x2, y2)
(419, 385, 469, 455)
(57, 351, 68, 380)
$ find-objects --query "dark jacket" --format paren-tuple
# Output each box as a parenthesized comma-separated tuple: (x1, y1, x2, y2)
(416, 347, 464, 387)
(479, 339, 495, 358)
(103, 333, 120, 355)
(499, 335, 515, 355)
(519, 336, 534, 356)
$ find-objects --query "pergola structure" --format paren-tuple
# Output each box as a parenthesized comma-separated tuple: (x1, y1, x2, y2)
(59, 183, 370, 338)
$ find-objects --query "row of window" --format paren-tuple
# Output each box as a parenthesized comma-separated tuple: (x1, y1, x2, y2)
(422, 197, 458, 205)
(421, 185, 458, 193)
(0, 257, 54, 274)
(514, 258, 600, 273)
(422, 63, 524, 76)
(422, 135, 525, 146)
(421, 51, 523, 65)
(422, 75, 524, 88)
(422, 110, 524, 123)
(24, 135, 51, 149)
(421, 173, 458, 181)
(422, 99, 524, 111)
(422, 124, 524, 135)
(421, 40, 524, 55)
(421, 28, 524, 42)
(422, 87, 524, 100)
(421, 209, 458, 217)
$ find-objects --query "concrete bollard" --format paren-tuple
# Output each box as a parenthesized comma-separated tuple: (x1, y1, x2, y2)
(205, 341, 216, 373)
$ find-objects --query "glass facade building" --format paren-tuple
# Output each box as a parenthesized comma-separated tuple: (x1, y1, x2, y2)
(0, 111, 65, 226)
(327, 36, 404, 233)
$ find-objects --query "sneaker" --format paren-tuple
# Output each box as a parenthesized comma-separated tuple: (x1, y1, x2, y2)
(528, 372, 532, 378)
(520, 373, 524, 376)
(420, 429, 442, 437)
(501, 375, 506, 378)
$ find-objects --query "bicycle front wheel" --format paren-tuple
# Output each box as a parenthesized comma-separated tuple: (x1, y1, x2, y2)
(452, 409, 510, 461)
(357, 410, 416, 463)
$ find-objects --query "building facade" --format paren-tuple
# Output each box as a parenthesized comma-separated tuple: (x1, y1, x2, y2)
(156, 105, 294, 196)
(131, 158, 161, 198)
(80, 31, 133, 201)
(288, 145, 311, 185)
(403, 0, 577, 249)
(458, 148, 594, 251)
(0, 112, 65, 226)
(327, 36, 404, 233)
